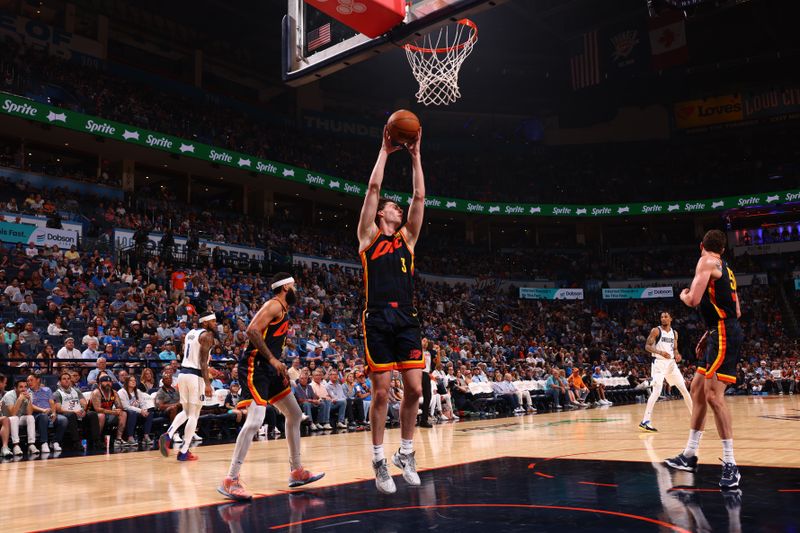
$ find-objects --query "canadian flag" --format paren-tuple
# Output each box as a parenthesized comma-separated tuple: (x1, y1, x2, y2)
(648, 11, 688, 70)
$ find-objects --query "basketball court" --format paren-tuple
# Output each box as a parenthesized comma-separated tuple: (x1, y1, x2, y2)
(5, 397, 799, 532)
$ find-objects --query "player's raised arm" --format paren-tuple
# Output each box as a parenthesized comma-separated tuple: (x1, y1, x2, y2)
(680, 256, 718, 308)
(358, 127, 402, 248)
(402, 128, 424, 250)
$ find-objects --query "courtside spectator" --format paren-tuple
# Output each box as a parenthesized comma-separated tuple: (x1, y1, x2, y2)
(325, 370, 348, 429)
(154, 372, 182, 425)
(294, 372, 321, 431)
(118, 375, 154, 447)
(309, 368, 335, 430)
(27, 373, 67, 453)
(53, 371, 88, 450)
(1, 379, 37, 455)
(88, 374, 127, 449)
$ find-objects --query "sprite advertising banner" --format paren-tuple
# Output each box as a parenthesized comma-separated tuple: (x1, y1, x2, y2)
(602, 287, 675, 300)
(519, 288, 584, 300)
(3, 91, 800, 217)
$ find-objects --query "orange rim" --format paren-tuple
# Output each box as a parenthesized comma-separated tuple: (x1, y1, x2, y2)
(403, 19, 478, 54)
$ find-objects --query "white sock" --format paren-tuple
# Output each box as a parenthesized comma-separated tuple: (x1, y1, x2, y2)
(373, 444, 385, 462)
(722, 438, 735, 464)
(683, 429, 703, 458)
(400, 438, 413, 455)
(167, 410, 188, 439)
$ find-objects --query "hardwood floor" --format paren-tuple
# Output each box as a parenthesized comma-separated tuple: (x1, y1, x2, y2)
(4, 395, 798, 532)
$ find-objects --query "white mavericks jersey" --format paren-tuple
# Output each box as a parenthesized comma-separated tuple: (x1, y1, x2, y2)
(182, 328, 206, 370)
(654, 326, 675, 361)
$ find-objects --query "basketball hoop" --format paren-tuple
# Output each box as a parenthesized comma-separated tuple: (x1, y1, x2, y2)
(403, 18, 477, 106)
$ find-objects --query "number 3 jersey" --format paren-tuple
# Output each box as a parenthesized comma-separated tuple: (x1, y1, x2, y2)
(360, 229, 415, 308)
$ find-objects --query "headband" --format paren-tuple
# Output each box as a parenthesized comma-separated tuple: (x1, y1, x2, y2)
(199, 313, 217, 323)
(271, 277, 295, 290)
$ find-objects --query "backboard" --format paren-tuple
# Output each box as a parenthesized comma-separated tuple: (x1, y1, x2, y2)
(282, 0, 501, 86)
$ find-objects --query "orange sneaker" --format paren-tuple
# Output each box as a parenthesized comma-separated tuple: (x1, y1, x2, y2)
(217, 476, 253, 501)
(288, 467, 325, 488)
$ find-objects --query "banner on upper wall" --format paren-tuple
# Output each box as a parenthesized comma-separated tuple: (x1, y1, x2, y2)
(519, 288, 584, 300)
(602, 287, 674, 300)
(0, 221, 78, 249)
(113, 229, 264, 261)
(2, 91, 800, 218)
(674, 86, 800, 131)
(795, 278, 800, 291)
(0, 11, 104, 64)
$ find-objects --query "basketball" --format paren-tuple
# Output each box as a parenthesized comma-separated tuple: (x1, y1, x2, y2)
(387, 109, 420, 144)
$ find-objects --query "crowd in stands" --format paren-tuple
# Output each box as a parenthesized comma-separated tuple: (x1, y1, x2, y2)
(0, 217, 798, 459)
(3, 37, 800, 205)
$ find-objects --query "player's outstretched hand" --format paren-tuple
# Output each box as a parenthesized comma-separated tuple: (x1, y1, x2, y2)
(406, 127, 422, 158)
(381, 126, 403, 154)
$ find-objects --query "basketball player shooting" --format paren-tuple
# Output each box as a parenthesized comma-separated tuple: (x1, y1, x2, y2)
(665, 230, 743, 489)
(218, 273, 324, 501)
(358, 125, 425, 494)
(159, 313, 216, 461)
(639, 311, 692, 432)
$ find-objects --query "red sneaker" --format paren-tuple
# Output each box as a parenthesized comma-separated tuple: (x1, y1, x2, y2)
(177, 451, 198, 461)
(289, 467, 325, 488)
(217, 476, 253, 501)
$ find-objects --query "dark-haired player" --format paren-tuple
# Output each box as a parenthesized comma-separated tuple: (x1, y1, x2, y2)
(357, 126, 425, 494)
(218, 273, 323, 501)
(639, 311, 692, 432)
(666, 230, 743, 489)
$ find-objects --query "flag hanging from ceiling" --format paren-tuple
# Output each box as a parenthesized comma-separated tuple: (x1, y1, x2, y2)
(648, 11, 689, 70)
(569, 30, 602, 90)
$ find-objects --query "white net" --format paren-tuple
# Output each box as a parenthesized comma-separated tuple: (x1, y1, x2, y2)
(404, 19, 477, 106)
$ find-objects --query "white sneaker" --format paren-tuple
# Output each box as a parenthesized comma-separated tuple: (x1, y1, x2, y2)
(28, 444, 40, 455)
(392, 449, 421, 486)
(274, 427, 282, 434)
(258, 425, 267, 437)
(52, 442, 61, 453)
(191, 435, 203, 442)
(301, 414, 310, 423)
(40, 443, 50, 454)
(322, 424, 332, 430)
(12, 444, 22, 456)
(173, 435, 184, 444)
(451, 413, 460, 420)
(312, 424, 321, 431)
(373, 459, 397, 494)
(336, 422, 347, 429)
(1, 446, 11, 458)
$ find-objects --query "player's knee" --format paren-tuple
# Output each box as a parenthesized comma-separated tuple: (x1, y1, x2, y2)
(404, 383, 422, 402)
(372, 388, 390, 406)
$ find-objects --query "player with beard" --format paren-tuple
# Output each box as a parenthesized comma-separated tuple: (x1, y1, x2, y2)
(159, 312, 216, 461)
(218, 273, 324, 501)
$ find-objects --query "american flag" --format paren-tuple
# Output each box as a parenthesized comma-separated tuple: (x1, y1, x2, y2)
(307, 23, 331, 53)
(570, 30, 601, 90)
